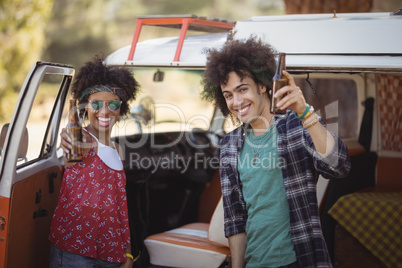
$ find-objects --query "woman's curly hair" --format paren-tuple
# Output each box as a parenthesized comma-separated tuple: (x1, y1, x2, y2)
(201, 37, 277, 119)
(71, 54, 140, 117)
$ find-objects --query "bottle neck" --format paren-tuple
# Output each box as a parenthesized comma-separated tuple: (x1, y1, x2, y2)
(69, 100, 80, 125)
(275, 53, 286, 77)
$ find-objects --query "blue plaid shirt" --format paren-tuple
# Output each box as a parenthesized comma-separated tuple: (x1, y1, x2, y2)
(219, 110, 351, 268)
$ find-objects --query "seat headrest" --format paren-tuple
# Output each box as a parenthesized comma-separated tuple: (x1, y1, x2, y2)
(208, 196, 229, 247)
(0, 123, 29, 162)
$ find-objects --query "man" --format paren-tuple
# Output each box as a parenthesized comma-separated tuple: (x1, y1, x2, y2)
(201, 38, 351, 267)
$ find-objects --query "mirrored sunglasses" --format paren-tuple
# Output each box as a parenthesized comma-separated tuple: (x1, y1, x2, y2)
(89, 100, 122, 111)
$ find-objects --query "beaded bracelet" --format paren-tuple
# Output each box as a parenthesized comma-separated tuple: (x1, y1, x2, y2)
(302, 112, 320, 129)
(302, 112, 316, 126)
(304, 119, 319, 129)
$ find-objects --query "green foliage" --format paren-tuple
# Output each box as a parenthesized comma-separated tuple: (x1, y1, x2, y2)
(42, 0, 285, 70)
(42, 0, 114, 68)
(0, 0, 54, 120)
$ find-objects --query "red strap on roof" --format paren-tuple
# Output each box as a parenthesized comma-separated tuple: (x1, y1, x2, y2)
(127, 15, 235, 62)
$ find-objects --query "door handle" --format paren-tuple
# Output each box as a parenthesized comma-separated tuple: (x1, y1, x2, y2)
(33, 208, 48, 218)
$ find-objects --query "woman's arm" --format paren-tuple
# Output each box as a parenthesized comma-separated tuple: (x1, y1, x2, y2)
(119, 244, 133, 268)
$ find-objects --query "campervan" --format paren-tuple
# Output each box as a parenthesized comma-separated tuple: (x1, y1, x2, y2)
(0, 11, 401, 268)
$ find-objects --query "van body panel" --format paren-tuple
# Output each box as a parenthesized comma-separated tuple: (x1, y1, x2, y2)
(235, 12, 402, 55)
(106, 32, 228, 67)
(107, 13, 402, 72)
(0, 197, 10, 268)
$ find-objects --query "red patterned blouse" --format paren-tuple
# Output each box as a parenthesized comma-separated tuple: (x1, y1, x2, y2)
(50, 146, 130, 263)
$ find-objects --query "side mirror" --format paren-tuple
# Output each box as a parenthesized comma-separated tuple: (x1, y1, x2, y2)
(0, 123, 29, 162)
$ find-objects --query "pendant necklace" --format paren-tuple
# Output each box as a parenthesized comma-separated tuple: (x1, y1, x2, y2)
(252, 135, 264, 165)
(251, 116, 273, 166)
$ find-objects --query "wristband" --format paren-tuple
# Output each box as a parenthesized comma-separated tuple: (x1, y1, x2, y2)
(125, 253, 134, 261)
(295, 103, 315, 120)
(303, 105, 314, 120)
(296, 104, 310, 119)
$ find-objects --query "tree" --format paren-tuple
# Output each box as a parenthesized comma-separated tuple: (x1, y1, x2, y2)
(42, 0, 113, 69)
(283, 0, 373, 14)
(0, 0, 54, 120)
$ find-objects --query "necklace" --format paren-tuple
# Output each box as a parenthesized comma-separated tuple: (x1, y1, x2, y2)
(250, 116, 274, 165)
(251, 134, 264, 165)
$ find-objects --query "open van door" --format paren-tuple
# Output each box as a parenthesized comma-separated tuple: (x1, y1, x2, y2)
(0, 62, 74, 268)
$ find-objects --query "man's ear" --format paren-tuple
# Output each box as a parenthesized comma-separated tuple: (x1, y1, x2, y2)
(259, 84, 267, 94)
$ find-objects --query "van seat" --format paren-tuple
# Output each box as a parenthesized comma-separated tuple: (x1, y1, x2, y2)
(144, 197, 230, 267)
(343, 140, 365, 156)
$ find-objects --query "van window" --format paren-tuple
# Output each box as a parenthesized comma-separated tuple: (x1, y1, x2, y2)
(296, 77, 358, 140)
(111, 69, 214, 136)
(20, 74, 64, 165)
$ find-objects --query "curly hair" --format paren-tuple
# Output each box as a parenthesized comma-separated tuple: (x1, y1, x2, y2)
(71, 55, 140, 117)
(201, 37, 277, 118)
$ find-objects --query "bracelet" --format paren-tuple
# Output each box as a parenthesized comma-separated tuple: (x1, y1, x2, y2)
(300, 105, 315, 121)
(302, 110, 314, 121)
(304, 119, 319, 129)
(125, 252, 141, 262)
(295, 104, 310, 119)
(302, 113, 319, 129)
(302, 112, 317, 126)
(125, 253, 134, 261)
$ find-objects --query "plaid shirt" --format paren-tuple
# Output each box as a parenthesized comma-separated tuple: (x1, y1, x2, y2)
(219, 110, 351, 268)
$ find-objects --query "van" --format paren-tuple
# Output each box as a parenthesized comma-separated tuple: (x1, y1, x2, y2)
(0, 11, 401, 268)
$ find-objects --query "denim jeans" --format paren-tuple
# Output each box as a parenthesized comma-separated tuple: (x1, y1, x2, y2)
(50, 244, 122, 268)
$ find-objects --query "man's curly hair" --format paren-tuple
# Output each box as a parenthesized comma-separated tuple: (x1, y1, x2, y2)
(71, 55, 140, 117)
(201, 37, 277, 119)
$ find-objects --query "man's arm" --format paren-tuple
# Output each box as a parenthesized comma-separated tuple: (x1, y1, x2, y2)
(276, 71, 339, 157)
(302, 115, 335, 156)
(228, 232, 246, 268)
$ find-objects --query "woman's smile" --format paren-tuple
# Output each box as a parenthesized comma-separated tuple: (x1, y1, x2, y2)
(97, 116, 112, 127)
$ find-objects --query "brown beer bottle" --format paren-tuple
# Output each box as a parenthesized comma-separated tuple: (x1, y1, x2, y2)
(66, 99, 83, 162)
(270, 52, 288, 114)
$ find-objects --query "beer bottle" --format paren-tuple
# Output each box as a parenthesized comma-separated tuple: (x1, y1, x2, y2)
(270, 52, 288, 114)
(66, 99, 83, 162)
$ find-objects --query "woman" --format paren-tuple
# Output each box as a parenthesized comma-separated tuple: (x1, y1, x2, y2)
(49, 56, 140, 268)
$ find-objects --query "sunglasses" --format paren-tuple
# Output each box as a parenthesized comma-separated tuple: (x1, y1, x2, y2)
(89, 100, 122, 111)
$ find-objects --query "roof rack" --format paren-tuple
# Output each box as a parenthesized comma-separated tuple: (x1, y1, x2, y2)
(127, 14, 236, 62)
